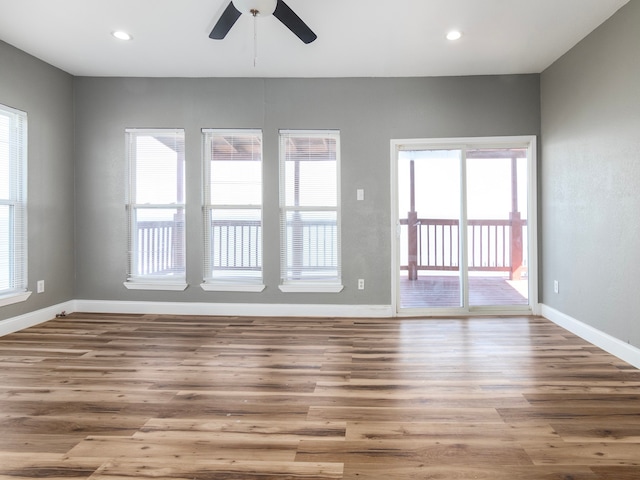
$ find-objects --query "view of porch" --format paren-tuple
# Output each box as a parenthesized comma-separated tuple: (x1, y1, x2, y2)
(397, 147, 530, 310)
(400, 273, 528, 309)
(398, 214, 529, 309)
(132, 219, 528, 311)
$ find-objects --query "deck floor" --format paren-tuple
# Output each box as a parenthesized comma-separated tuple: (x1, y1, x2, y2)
(400, 274, 528, 308)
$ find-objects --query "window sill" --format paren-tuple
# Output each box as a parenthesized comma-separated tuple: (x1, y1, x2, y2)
(0, 290, 32, 308)
(278, 283, 344, 293)
(201, 283, 266, 293)
(123, 282, 188, 291)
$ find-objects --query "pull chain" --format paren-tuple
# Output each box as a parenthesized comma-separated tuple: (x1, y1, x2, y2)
(251, 9, 258, 67)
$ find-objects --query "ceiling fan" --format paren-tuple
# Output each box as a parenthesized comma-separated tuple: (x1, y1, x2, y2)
(209, 0, 317, 44)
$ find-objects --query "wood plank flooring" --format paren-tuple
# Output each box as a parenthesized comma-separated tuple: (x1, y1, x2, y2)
(1, 313, 639, 479)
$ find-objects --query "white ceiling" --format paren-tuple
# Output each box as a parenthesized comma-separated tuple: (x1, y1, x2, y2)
(0, 0, 629, 78)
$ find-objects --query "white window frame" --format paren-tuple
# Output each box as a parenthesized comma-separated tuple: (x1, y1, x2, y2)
(201, 128, 265, 292)
(278, 129, 343, 293)
(0, 104, 30, 307)
(124, 128, 187, 291)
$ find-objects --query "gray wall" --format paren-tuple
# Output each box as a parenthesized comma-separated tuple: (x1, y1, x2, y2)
(2, 1, 638, 354)
(0, 41, 75, 321)
(74, 75, 540, 305)
(541, 0, 640, 347)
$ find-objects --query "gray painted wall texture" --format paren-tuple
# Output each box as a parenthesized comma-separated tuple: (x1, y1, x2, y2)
(73, 75, 540, 305)
(541, 0, 640, 347)
(1, 36, 541, 320)
(0, 41, 75, 321)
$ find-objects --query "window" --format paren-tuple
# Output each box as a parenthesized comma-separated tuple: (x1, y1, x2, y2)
(279, 130, 342, 292)
(0, 104, 28, 306)
(125, 129, 186, 290)
(202, 129, 264, 292)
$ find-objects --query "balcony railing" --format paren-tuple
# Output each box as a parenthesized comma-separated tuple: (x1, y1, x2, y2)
(135, 220, 184, 276)
(135, 218, 338, 276)
(135, 216, 522, 282)
(209, 219, 262, 272)
(283, 217, 338, 278)
(399, 216, 527, 280)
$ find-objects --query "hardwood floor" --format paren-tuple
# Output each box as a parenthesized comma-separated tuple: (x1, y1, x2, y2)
(1, 313, 639, 479)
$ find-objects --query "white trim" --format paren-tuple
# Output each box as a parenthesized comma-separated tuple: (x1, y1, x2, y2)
(202, 129, 264, 288)
(395, 305, 534, 318)
(200, 283, 266, 292)
(75, 299, 391, 318)
(460, 148, 469, 308)
(390, 141, 400, 312)
(279, 129, 340, 136)
(125, 129, 186, 282)
(0, 300, 75, 337)
(0, 291, 32, 308)
(541, 304, 640, 369)
(525, 138, 540, 314)
(123, 282, 188, 291)
(279, 130, 342, 287)
(278, 283, 344, 293)
(393, 135, 537, 150)
(125, 127, 183, 135)
(202, 128, 262, 135)
(1, 104, 28, 296)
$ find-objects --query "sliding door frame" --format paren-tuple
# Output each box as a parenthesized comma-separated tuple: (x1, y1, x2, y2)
(390, 135, 539, 317)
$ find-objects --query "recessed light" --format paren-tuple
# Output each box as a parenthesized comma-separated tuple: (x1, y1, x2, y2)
(112, 31, 132, 41)
(446, 30, 462, 41)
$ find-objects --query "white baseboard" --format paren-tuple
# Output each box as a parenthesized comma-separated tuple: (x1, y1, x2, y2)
(541, 304, 640, 369)
(0, 300, 76, 337)
(5, 301, 638, 371)
(2, 299, 391, 337)
(74, 299, 394, 319)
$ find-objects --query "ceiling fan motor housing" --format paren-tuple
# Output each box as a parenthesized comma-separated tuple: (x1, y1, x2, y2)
(232, 0, 277, 16)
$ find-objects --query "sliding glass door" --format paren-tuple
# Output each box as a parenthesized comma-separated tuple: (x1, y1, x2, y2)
(392, 137, 536, 315)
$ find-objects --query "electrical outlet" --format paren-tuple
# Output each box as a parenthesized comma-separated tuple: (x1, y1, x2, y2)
(553, 280, 559, 294)
(356, 189, 365, 201)
(358, 278, 365, 290)
(37, 280, 45, 293)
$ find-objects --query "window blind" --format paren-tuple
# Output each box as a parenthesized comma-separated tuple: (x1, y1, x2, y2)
(125, 129, 185, 282)
(279, 130, 341, 284)
(0, 104, 27, 295)
(202, 129, 263, 283)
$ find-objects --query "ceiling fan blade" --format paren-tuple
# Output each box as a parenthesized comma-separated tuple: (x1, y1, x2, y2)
(273, 0, 317, 44)
(209, 2, 242, 40)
